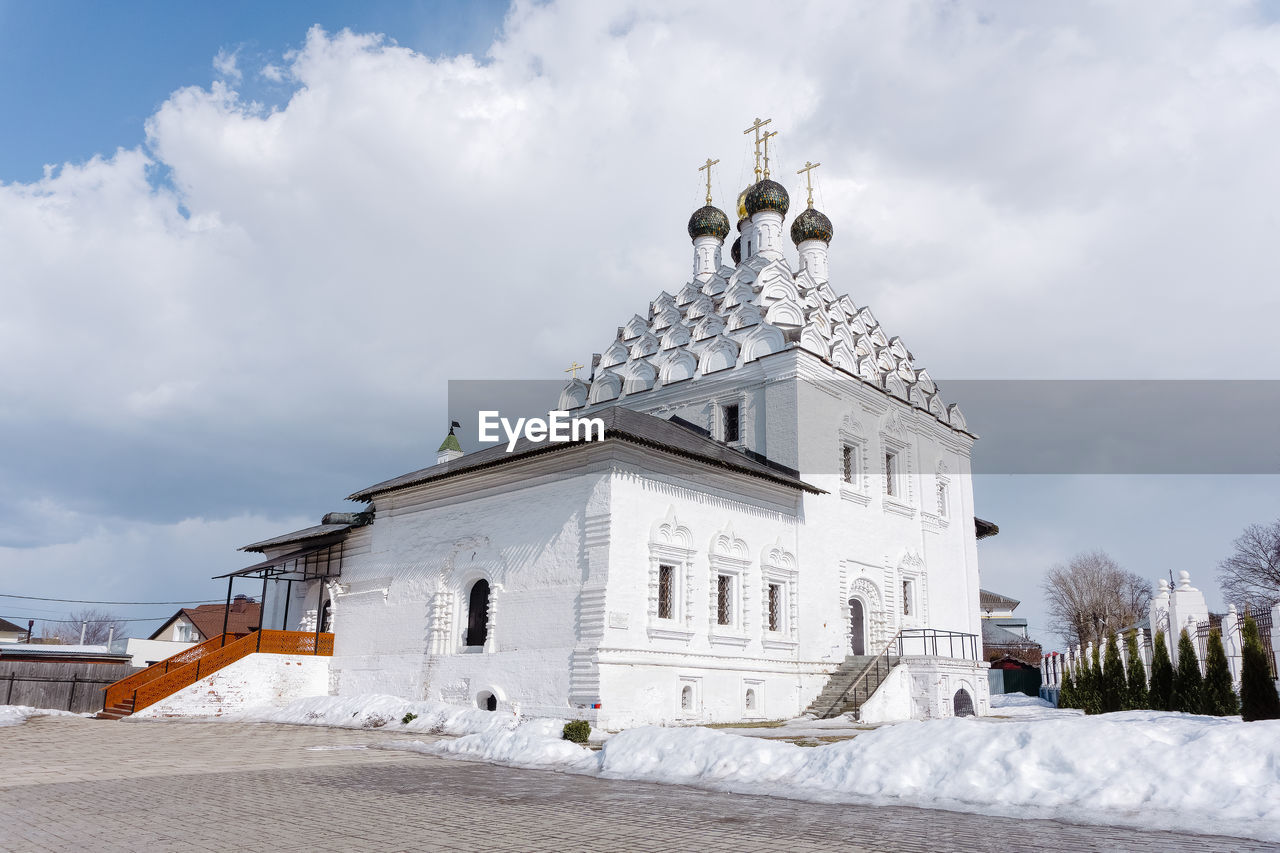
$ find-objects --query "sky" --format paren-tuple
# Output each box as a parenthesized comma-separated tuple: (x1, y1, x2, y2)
(1, 0, 1279, 647)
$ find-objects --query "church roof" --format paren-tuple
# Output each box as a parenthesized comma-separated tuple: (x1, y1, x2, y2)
(240, 523, 353, 553)
(562, 253, 970, 435)
(348, 406, 822, 502)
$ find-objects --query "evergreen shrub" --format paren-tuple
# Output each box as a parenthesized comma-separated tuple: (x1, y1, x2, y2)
(562, 719, 591, 743)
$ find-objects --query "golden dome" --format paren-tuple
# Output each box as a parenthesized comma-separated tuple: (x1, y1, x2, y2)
(736, 187, 750, 221)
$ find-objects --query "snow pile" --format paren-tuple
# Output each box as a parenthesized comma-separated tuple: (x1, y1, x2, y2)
(409, 718, 596, 772)
(401, 710, 1280, 841)
(222, 693, 528, 737)
(987, 692, 1083, 720)
(0, 705, 81, 727)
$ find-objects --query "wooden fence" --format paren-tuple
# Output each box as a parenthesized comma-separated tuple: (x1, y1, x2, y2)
(1, 661, 139, 714)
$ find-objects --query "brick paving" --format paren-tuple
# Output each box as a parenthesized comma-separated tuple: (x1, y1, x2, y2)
(0, 715, 1272, 852)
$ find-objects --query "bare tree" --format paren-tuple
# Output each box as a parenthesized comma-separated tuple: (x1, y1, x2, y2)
(1041, 550, 1152, 649)
(49, 608, 126, 645)
(1218, 519, 1280, 609)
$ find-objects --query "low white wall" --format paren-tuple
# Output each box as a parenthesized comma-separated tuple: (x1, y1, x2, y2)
(132, 654, 328, 718)
(857, 664, 915, 723)
(113, 638, 195, 667)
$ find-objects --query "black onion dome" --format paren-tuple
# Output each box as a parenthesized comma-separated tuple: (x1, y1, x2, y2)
(731, 236, 741, 264)
(744, 179, 790, 217)
(687, 205, 730, 241)
(737, 217, 749, 233)
(791, 207, 833, 245)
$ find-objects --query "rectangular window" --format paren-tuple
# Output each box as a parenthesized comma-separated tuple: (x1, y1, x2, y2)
(936, 480, 949, 518)
(658, 564, 675, 620)
(841, 444, 855, 484)
(768, 583, 782, 632)
(717, 574, 733, 625)
(885, 450, 898, 496)
(722, 403, 740, 443)
(902, 580, 913, 616)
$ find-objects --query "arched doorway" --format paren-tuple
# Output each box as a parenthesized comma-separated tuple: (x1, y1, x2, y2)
(319, 598, 333, 633)
(466, 580, 490, 648)
(953, 688, 975, 717)
(849, 598, 866, 655)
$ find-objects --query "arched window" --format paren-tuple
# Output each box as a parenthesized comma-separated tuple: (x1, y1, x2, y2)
(953, 688, 975, 717)
(680, 685, 693, 711)
(745, 688, 757, 711)
(849, 598, 866, 655)
(476, 690, 497, 712)
(465, 580, 490, 648)
(319, 598, 333, 633)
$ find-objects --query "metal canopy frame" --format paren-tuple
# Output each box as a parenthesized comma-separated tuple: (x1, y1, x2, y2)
(211, 538, 345, 644)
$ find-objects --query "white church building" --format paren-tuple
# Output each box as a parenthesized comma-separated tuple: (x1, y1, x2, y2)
(233, 129, 993, 729)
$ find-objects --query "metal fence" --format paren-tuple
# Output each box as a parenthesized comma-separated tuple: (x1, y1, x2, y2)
(897, 628, 980, 660)
(1249, 608, 1276, 678)
(0, 661, 138, 714)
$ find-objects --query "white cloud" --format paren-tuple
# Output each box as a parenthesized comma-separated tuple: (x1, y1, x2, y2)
(2, 1, 1279, 604)
(213, 48, 242, 83)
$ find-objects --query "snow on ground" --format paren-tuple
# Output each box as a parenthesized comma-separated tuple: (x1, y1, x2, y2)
(390, 709, 1280, 842)
(986, 692, 1084, 720)
(217, 693, 553, 739)
(0, 705, 81, 727)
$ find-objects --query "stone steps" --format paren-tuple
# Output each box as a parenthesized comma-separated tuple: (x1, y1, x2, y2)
(806, 654, 901, 719)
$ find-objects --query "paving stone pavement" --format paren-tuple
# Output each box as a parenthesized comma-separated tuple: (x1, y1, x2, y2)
(0, 715, 1273, 852)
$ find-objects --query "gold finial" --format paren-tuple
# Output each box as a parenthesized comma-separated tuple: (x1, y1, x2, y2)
(761, 129, 778, 179)
(698, 157, 719, 206)
(797, 160, 821, 208)
(564, 361, 585, 380)
(742, 117, 772, 182)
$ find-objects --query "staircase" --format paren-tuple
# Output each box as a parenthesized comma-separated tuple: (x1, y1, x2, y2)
(97, 630, 333, 720)
(807, 631, 903, 720)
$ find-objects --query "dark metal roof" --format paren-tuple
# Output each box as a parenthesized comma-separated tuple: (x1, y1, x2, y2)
(240, 523, 353, 553)
(980, 588, 1020, 611)
(349, 405, 822, 502)
(0, 616, 27, 633)
(215, 540, 342, 580)
(975, 517, 1000, 540)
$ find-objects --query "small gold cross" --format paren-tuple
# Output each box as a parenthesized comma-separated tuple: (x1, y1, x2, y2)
(742, 117, 772, 181)
(565, 361, 585, 379)
(797, 161, 821, 208)
(698, 157, 719, 206)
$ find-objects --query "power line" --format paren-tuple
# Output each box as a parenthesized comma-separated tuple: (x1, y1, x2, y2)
(2, 614, 171, 624)
(0, 593, 222, 606)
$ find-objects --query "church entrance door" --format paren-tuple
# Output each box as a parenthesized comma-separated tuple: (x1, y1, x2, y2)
(849, 598, 866, 655)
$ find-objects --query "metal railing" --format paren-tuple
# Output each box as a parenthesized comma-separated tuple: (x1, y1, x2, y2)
(896, 628, 980, 661)
(813, 630, 902, 719)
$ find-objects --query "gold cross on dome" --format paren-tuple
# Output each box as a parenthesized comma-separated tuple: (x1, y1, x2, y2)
(797, 160, 821, 208)
(761, 129, 778, 179)
(564, 361, 585, 380)
(742, 117, 772, 181)
(698, 158, 719, 206)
